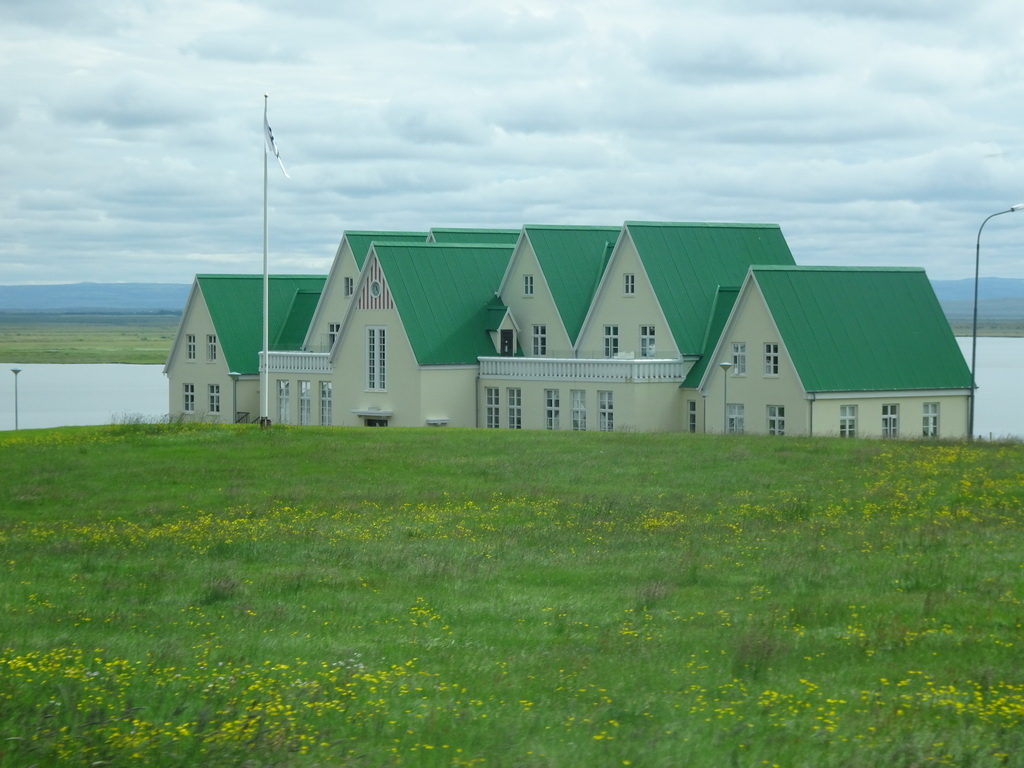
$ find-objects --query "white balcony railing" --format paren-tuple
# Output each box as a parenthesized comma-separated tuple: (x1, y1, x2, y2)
(260, 351, 333, 374)
(478, 356, 688, 383)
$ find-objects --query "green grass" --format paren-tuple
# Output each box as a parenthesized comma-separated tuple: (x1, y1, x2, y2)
(2, 425, 1024, 767)
(0, 313, 179, 364)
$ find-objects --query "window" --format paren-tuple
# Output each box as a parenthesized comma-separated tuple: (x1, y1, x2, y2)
(598, 390, 613, 432)
(571, 390, 587, 431)
(640, 325, 656, 358)
(882, 404, 899, 438)
(727, 403, 744, 434)
(320, 381, 332, 426)
(604, 325, 619, 358)
(840, 405, 857, 438)
(532, 325, 547, 356)
(208, 384, 220, 414)
(764, 343, 779, 375)
(299, 380, 311, 426)
(624, 273, 635, 295)
(485, 387, 500, 428)
(344, 276, 354, 297)
(328, 322, 342, 348)
(366, 327, 386, 391)
(523, 274, 534, 296)
(767, 405, 785, 436)
(507, 388, 522, 429)
(545, 389, 560, 430)
(732, 343, 746, 375)
(277, 380, 290, 424)
(922, 402, 939, 437)
(186, 334, 196, 361)
(688, 400, 697, 433)
(207, 334, 218, 362)
(183, 383, 195, 414)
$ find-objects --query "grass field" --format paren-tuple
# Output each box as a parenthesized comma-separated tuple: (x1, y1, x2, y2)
(1, 425, 1023, 767)
(0, 313, 179, 364)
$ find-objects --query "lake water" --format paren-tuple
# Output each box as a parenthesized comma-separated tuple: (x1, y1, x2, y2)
(0, 339, 1021, 436)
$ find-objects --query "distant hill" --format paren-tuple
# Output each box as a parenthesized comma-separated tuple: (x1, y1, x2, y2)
(930, 278, 1024, 323)
(0, 282, 190, 313)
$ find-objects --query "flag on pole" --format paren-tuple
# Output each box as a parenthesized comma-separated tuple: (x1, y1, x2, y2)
(264, 110, 290, 178)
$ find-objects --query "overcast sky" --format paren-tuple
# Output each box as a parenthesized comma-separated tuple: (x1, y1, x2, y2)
(2, 0, 1023, 285)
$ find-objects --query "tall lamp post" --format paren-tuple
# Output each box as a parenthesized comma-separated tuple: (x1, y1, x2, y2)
(719, 361, 732, 433)
(970, 204, 1024, 439)
(11, 368, 21, 431)
(229, 372, 240, 424)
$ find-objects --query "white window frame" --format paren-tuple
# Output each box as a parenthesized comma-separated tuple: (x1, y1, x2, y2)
(624, 273, 635, 295)
(727, 403, 744, 434)
(277, 380, 290, 425)
(640, 325, 656, 358)
(186, 334, 196, 361)
(299, 380, 312, 426)
(840, 405, 857, 438)
(732, 342, 746, 375)
(344, 276, 354, 297)
(767, 404, 785, 436)
(320, 381, 332, 426)
(764, 343, 779, 376)
(922, 402, 939, 437)
(207, 334, 218, 362)
(208, 384, 220, 414)
(328, 322, 342, 348)
(882, 403, 899, 438)
(571, 390, 586, 431)
(183, 383, 195, 414)
(507, 387, 522, 429)
(598, 390, 613, 432)
(687, 400, 697, 433)
(486, 387, 500, 428)
(532, 324, 547, 356)
(523, 274, 534, 296)
(366, 326, 387, 391)
(604, 325, 619, 358)
(545, 389, 560, 430)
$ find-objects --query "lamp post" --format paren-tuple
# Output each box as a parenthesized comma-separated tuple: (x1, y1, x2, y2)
(719, 361, 732, 433)
(229, 372, 240, 424)
(11, 368, 21, 431)
(970, 204, 1024, 439)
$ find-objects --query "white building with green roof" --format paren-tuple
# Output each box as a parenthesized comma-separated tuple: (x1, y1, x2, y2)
(166, 222, 971, 437)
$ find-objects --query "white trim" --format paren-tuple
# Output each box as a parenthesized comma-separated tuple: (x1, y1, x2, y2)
(808, 388, 972, 400)
(352, 408, 394, 418)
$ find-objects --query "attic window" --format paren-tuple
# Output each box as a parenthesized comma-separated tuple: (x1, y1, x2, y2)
(370, 280, 382, 298)
(624, 273, 635, 295)
(523, 274, 534, 296)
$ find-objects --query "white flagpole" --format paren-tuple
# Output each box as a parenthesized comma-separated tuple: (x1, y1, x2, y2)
(261, 94, 270, 423)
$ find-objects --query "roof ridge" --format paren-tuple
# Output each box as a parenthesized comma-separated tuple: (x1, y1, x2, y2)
(626, 221, 781, 229)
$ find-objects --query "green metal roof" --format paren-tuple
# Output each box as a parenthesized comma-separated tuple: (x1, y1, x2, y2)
(681, 286, 739, 388)
(753, 266, 972, 392)
(428, 228, 521, 244)
(524, 225, 620, 343)
(343, 231, 428, 269)
(196, 275, 326, 374)
(372, 243, 515, 365)
(625, 222, 796, 354)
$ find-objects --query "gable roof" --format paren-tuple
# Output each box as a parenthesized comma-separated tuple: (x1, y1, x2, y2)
(523, 225, 620, 344)
(681, 286, 739, 388)
(195, 275, 326, 374)
(625, 222, 796, 354)
(428, 227, 522, 244)
(370, 242, 516, 365)
(343, 231, 428, 269)
(752, 265, 972, 392)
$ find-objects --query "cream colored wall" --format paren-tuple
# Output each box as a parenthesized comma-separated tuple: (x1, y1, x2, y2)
(329, 303, 425, 427)
(306, 240, 356, 353)
(420, 367, 480, 427)
(575, 237, 678, 359)
(165, 292, 232, 424)
(500, 242, 573, 356)
(810, 395, 968, 439)
(476, 378, 685, 431)
(703, 280, 810, 435)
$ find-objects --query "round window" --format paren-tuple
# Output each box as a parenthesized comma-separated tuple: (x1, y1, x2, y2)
(370, 280, 382, 297)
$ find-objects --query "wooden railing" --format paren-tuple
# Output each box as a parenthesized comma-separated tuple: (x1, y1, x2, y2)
(260, 351, 333, 374)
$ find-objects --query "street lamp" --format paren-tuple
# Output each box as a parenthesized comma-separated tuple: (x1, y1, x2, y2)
(229, 372, 240, 424)
(719, 361, 732, 433)
(970, 204, 1024, 439)
(11, 368, 21, 431)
